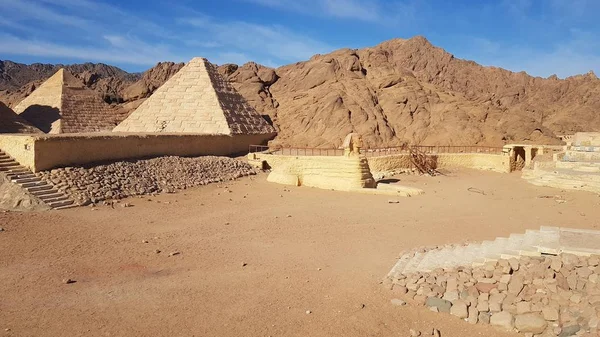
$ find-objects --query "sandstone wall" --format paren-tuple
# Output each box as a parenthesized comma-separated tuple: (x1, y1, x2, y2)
(250, 153, 375, 190)
(573, 132, 600, 146)
(0, 133, 273, 172)
(367, 153, 510, 174)
(0, 135, 36, 169)
(60, 87, 121, 133)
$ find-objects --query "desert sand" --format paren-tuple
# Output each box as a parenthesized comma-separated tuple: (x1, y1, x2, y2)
(1, 169, 599, 336)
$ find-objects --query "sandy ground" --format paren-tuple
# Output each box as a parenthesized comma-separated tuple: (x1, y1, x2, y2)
(1, 169, 600, 337)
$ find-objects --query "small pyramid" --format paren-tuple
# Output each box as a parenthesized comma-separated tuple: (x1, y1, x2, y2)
(0, 102, 41, 133)
(113, 57, 276, 135)
(13, 69, 119, 133)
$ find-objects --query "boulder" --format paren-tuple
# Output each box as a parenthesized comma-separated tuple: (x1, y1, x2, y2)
(514, 313, 547, 333)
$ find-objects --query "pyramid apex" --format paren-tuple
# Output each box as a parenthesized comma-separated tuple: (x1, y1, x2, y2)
(114, 55, 276, 136)
(189, 57, 209, 64)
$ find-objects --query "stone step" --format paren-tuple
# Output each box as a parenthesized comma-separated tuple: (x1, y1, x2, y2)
(402, 251, 426, 274)
(27, 185, 53, 193)
(43, 196, 70, 203)
(6, 172, 35, 179)
(0, 164, 22, 171)
(1, 167, 28, 173)
(38, 193, 66, 201)
(31, 189, 59, 197)
(21, 181, 48, 188)
(12, 177, 41, 184)
(53, 204, 78, 210)
(48, 200, 75, 209)
(0, 147, 77, 211)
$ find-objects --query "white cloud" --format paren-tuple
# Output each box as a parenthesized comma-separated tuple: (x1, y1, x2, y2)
(0, 0, 333, 69)
(179, 16, 333, 63)
(461, 31, 599, 78)
(245, 0, 416, 24)
(0, 34, 182, 66)
(0, 0, 91, 29)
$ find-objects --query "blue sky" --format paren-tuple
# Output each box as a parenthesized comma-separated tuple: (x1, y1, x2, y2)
(0, 0, 598, 78)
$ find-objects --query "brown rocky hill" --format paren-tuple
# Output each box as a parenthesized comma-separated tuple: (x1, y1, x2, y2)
(0, 60, 140, 106)
(220, 37, 600, 147)
(2, 36, 600, 147)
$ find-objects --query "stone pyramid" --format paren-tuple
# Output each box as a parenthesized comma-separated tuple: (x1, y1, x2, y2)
(113, 57, 276, 135)
(13, 69, 119, 133)
(0, 102, 41, 133)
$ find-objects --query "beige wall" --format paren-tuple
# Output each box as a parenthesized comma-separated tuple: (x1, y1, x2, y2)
(0, 132, 274, 172)
(0, 135, 36, 169)
(366, 153, 510, 174)
(573, 132, 600, 146)
(250, 153, 375, 190)
(435, 153, 510, 173)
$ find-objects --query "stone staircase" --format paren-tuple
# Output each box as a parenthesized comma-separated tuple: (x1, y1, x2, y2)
(388, 226, 600, 278)
(0, 150, 76, 210)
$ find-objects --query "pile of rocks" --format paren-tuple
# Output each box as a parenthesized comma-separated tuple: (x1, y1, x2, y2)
(389, 253, 600, 336)
(36, 156, 257, 204)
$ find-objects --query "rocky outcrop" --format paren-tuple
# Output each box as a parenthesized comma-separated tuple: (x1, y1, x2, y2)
(222, 37, 599, 147)
(0, 176, 49, 211)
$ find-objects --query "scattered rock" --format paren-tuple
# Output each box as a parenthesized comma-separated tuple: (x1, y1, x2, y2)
(388, 200, 400, 204)
(409, 329, 421, 337)
(37, 156, 257, 203)
(450, 300, 468, 319)
(168, 251, 180, 257)
(305, 310, 311, 314)
(242, 262, 248, 267)
(391, 299, 406, 306)
(425, 297, 452, 313)
(490, 311, 514, 330)
(63, 278, 76, 284)
(515, 313, 547, 334)
(558, 325, 580, 337)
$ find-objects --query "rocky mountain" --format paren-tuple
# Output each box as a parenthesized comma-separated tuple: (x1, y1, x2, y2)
(2, 36, 600, 147)
(220, 37, 600, 147)
(0, 60, 140, 105)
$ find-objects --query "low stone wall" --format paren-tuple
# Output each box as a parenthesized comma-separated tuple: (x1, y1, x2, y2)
(0, 135, 36, 170)
(0, 132, 274, 172)
(250, 153, 375, 190)
(367, 153, 510, 174)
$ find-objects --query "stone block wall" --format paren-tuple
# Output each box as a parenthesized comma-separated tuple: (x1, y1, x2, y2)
(573, 132, 600, 147)
(366, 153, 510, 174)
(60, 87, 121, 133)
(0, 133, 274, 172)
(250, 153, 376, 190)
(205, 60, 275, 135)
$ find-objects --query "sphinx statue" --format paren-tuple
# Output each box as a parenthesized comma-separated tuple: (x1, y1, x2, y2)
(342, 133, 363, 156)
